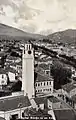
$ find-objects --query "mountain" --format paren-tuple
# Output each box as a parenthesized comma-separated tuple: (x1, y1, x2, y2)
(47, 29, 76, 44)
(0, 23, 46, 41)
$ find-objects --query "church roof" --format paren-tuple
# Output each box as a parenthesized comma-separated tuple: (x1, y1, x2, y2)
(0, 95, 31, 112)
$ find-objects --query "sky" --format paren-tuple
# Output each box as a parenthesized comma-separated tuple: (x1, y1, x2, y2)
(0, 0, 76, 35)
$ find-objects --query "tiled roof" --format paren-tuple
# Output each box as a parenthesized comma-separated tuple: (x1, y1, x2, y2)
(47, 96, 60, 103)
(34, 96, 60, 105)
(24, 108, 52, 117)
(0, 95, 31, 111)
(34, 96, 47, 105)
(54, 109, 76, 120)
(35, 71, 53, 82)
(6, 56, 18, 61)
(5, 67, 16, 73)
(39, 63, 50, 70)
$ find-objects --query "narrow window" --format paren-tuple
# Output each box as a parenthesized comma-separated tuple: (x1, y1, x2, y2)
(41, 82, 42, 86)
(29, 45, 30, 50)
(2, 75, 4, 79)
(36, 83, 37, 87)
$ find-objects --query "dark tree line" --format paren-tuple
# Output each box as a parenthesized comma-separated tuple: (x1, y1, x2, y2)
(51, 61, 72, 89)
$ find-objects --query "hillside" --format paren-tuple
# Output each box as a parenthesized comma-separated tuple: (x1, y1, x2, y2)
(47, 29, 76, 44)
(0, 23, 46, 41)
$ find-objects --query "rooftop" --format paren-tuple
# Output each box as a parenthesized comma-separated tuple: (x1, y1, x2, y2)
(39, 63, 50, 70)
(24, 108, 52, 117)
(0, 95, 31, 112)
(62, 82, 76, 93)
(35, 71, 53, 82)
(54, 109, 76, 120)
(34, 95, 60, 106)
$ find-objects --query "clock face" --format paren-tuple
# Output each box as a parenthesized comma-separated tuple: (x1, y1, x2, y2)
(28, 50, 32, 54)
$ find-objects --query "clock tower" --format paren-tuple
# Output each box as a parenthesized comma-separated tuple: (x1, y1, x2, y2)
(22, 43, 34, 98)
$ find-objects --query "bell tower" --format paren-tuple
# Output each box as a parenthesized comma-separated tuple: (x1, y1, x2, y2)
(22, 43, 34, 98)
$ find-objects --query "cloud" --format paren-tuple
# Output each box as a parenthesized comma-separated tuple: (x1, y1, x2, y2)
(0, 0, 76, 35)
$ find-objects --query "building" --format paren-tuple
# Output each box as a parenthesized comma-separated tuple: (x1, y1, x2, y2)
(39, 63, 51, 76)
(22, 44, 34, 98)
(62, 82, 76, 98)
(35, 71, 54, 96)
(0, 94, 31, 120)
(0, 69, 7, 88)
(24, 107, 53, 120)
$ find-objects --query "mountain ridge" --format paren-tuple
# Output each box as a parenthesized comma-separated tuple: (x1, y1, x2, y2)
(0, 23, 46, 40)
(47, 29, 76, 44)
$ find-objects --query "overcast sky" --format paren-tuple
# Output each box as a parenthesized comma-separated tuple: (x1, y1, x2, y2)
(0, 0, 76, 35)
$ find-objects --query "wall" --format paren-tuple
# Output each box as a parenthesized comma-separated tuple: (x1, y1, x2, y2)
(0, 107, 30, 120)
(35, 80, 53, 95)
(8, 72, 15, 82)
(0, 74, 7, 86)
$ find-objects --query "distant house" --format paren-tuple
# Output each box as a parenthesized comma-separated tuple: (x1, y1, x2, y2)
(5, 67, 17, 82)
(0, 95, 31, 120)
(39, 63, 51, 76)
(16, 61, 22, 74)
(33, 96, 61, 110)
(62, 82, 76, 98)
(0, 69, 7, 88)
(31, 95, 61, 120)
(6, 56, 21, 63)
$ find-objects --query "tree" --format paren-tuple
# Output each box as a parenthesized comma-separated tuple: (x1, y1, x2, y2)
(51, 60, 72, 89)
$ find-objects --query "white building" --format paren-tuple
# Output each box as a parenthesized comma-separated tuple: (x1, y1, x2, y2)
(62, 82, 76, 98)
(0, 69, 7, 88)
(35, 70, 54, 96)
